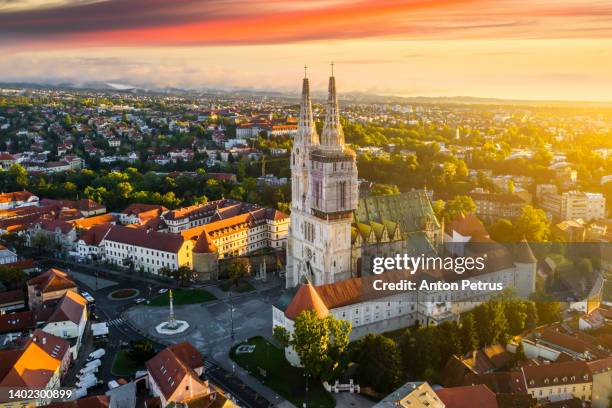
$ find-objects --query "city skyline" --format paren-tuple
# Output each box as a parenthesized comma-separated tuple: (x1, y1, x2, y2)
(1, 0, 612, 101)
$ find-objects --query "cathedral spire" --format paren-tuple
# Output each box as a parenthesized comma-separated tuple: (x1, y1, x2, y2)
(320, 63, 344, 150)
(297, 65, 318, 146)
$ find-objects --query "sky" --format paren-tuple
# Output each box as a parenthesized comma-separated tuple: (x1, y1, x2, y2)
(1, 0, 612, 101)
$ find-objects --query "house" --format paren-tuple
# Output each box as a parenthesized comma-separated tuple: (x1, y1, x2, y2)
(0, 191, 39, 210)
(587, 357, 612, 408)
(27, 219, 77, 251)
(29, 329, 72, 378)
(521, 360, 592, 403)
(435, 385, 498, 408)
(373, 381, 444, 407)
(0, 289, 26, 314)
(578, 306, 612, 331)
(43, 396, 110, 408)
(0, 152, 16, 169)
(76, 223, 113, 260)
(145, 343, 236, 408)
(0, 244, 18, 264)
(27, 268, 78, 309)
(41, 291, 88, 358)
(468, 191, 529, 221)
(0, 333, 64, 406)
(119, 204, 167, 226)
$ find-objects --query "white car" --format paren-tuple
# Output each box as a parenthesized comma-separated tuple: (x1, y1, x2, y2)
(80, 291, 95, 303)
(158, 288, 168, 294)
(134, 298, 146, 304)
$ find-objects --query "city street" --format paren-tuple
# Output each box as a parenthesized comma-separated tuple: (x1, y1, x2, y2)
(44, 259, 285, 407)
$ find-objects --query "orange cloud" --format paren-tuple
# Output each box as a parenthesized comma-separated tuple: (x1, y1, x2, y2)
(2, 0, 612, 48)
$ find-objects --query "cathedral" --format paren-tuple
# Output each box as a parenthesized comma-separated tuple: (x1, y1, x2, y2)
(285, 70, 442, 288)
(276, 71, 537, 362)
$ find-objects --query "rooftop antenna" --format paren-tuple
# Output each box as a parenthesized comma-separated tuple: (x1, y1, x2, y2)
(304, 64, 308, 78)
(331, 61, 334, 76)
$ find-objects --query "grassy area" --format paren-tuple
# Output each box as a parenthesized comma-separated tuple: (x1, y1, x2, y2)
(231, 337, 335, 408)
(111, 350, 145, 377)
(149, 289, 216, 306)
(219, 281, 256, 293)
(381, 327, 409, 341)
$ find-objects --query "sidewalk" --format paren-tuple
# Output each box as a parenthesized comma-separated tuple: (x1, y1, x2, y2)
(212, 345, 297, 408)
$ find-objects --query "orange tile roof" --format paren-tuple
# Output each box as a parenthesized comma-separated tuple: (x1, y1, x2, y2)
(28, 268, 77, 293)
(0, 339, 61, 390)
(72, 213, 117, 229)
(285, 283, 329, 320)
(0, 191, 37, 204)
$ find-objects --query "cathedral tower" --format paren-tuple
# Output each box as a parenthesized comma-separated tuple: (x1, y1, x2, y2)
(286, 67, 358, 288)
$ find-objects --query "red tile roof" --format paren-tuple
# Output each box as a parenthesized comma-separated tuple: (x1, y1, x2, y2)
(521, 361, 591, 388)
(42, 396, 110, 408)
(104, 225, 186, 253)
(145, 342, 207, 401)
(0, 289, 25, 305)
(28, 268, 77, 294)
(436, 385, 498, 408)
(285, 283, 329, 320)
(79, 223, 112, 246)
(46, 291, 86, 325)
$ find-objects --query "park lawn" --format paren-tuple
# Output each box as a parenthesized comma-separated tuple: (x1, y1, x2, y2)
(231, 337, 335, 408)
(111, 350, 145, 377)
(149, 289, 216, 306)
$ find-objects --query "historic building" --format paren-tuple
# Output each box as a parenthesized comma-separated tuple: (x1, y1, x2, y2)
(286, 71, 441, 288)
(277, 72, 537, 365)
(286, 71, 359, 287)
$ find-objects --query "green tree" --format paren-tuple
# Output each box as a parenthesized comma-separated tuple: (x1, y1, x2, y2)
(0, 266, 27, 290)
(459, 313, 478, 354)
(227, 262, 248, 288)
(127, 340, 156, 363)
(291, 310, 351, 381)
(8, 164, 28, 189)
(504, 299, 527, 335)
(514, 205, 550, 242)
(524, 300, 539, 329)
(445, 195, 476, 221)
(370, 183, 400, 196)
(489, 218, 514, 243)
(352, 334, 401, 394)
(273, 325, 290, 348)
(473, 301, 509, 346)
(64, 113, 72, 129)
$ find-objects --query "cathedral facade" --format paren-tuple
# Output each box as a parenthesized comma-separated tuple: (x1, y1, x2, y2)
(285, 72, 358, 288)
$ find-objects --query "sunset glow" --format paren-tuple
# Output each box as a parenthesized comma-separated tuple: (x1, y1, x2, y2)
(2, 0, 612, 100)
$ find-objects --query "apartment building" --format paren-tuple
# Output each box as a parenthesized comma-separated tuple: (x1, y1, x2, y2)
(101, 225, 193, 274)
(540, 191, 606, 221)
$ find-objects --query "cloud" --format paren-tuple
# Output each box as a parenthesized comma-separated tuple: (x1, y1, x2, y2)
(1, 0, 612, 48)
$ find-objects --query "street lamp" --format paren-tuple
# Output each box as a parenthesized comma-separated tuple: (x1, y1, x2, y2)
(229, 292, 235, 343)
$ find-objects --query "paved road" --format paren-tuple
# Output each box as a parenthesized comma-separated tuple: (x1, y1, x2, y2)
(45, 259, 274, 408)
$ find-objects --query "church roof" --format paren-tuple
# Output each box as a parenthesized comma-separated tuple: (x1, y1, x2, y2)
(354, 191, 439, 236)
(284, 283, 329, 320)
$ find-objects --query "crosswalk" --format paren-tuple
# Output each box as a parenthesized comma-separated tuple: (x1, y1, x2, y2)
(106, 317, 126, 327)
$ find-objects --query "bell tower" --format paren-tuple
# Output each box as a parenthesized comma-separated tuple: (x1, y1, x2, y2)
(286, 65, 358, 287)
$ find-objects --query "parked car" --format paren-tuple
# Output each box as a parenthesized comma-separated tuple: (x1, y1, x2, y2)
(134, 298, 146, 304)
(80, 291, 95, 303)
(158, 288, 168, 294)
